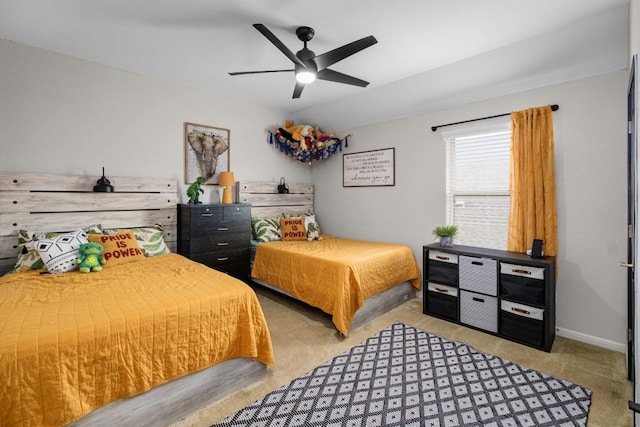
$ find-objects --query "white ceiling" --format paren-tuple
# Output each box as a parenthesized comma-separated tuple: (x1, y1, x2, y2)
(0, 0, 630, 130)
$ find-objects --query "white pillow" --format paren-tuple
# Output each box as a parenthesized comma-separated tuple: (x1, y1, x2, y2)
(35, 229, 89, 274)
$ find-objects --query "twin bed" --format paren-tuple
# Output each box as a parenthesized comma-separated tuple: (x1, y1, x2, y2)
(239, 181, 421, 336)
(0, 173, 420, 426)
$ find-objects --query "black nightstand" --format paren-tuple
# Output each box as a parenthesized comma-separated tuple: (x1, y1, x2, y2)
(178, 203, 252, 279)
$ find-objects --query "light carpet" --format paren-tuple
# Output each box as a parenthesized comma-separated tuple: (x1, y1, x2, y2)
(213, 322, 592, 426)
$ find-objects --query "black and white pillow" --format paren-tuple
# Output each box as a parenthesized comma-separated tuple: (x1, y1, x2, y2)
(35, 229, 89, 274)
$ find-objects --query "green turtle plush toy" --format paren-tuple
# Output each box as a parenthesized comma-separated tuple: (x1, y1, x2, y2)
(76, 242, 106, 273)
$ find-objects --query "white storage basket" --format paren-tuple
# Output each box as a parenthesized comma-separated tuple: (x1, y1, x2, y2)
(460, 290, 497, 333)
(459, 256, 497, 296)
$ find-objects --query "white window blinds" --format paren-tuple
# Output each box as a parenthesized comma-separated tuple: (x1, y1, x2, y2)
(443, 121, 511, 250)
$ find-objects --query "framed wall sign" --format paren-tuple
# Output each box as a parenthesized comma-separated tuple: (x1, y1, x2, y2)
(184, 122, 230, 184)
(343, 148, 395, 187)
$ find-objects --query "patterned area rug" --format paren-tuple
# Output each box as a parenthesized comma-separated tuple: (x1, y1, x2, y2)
(213, 322, 591, 427)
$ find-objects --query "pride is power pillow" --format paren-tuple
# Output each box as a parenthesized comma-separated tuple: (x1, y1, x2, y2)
(88, 231, 145, 266)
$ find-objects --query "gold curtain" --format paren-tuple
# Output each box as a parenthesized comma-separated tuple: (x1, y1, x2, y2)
(507, 105, 558, 257)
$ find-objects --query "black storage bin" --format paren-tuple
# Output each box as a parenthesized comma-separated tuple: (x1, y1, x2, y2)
(428, 260, 458, 286)
(499, 263, 545, 305)
(500, 303, 544, 347)
(427, 283, 458, 321)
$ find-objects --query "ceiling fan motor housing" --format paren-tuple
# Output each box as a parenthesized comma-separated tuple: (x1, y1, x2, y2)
(295, 26, 315, 42)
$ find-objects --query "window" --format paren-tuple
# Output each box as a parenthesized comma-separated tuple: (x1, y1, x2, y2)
(443, 121, 511, 250)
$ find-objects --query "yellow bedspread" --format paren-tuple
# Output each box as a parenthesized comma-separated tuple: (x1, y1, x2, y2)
(0, 254, 274, 427)
(251, 236, 420, 335)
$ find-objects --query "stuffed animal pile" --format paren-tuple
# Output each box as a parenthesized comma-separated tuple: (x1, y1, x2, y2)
(274, 121, 342, 162)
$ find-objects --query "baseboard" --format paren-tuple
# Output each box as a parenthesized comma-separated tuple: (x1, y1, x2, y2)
(556, 327, 626, 353)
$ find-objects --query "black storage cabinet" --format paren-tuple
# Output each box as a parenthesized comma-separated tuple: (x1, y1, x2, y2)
(178, 203, 252, 279)
(423, 244, 556, 352)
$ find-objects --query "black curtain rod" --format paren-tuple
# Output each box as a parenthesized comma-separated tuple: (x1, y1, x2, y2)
(431, 104, 559, 132)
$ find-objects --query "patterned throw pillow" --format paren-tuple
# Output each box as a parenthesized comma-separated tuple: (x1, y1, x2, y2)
(35, 229, 89, 274)
(104, 224, 170, 257)
(12, 224, 103, 273)
(304, 215, 322, 241)
(279, 217, 307, 241)
(251, 216, 282, 242)
(88, 231, 145, 266)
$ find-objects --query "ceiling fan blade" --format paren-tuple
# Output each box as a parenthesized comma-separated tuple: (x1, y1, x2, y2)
(292, 81, 305, 99)
(317, 69, 370, 87)
(229, 69, 293, 76)
(313, 35, 377, 70)
(253, 24, 305, 67)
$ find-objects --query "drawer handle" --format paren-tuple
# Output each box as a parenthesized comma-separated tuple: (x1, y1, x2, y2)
(216, 257, 229, 261)
(434, 287, 449, 294)
(512, 307, 531, 315)
(436, 255, 450, 261)
(201, 213, 214, 217)
(472, 297, 485, 303)
(512, 269, 531, 275)
(471, 261, 483, 266)
(217, 227, 229, 231)
(217, 242, 229, 246)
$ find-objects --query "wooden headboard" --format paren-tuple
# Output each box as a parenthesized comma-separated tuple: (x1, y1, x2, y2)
(0, 172, 178, 275)
(238, 181, 314, 218)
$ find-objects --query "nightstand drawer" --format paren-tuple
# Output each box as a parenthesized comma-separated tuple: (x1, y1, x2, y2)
(186, 206, 224, 225)
(213, 262, 250, 278)
(191, 248, 250, 274)
(222, 205, 251, 222)
(190, 232, 251, 250)
(190, 223, 251, 241)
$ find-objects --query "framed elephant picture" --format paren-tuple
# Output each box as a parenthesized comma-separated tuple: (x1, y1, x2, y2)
(184, 122, 230, 184)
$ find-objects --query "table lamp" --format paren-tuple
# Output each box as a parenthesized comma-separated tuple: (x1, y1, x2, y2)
(218, 171, 235, 204)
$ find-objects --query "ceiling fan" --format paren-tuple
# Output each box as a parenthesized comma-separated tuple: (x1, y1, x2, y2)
(229, 24, 377, 99)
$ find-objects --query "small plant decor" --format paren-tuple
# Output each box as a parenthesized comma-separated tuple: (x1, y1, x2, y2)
(432, 225, 458, 247)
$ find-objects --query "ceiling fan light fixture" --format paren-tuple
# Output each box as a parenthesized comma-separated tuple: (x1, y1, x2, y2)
(295, 70, 316, 84)
(229, 24, 377, 98)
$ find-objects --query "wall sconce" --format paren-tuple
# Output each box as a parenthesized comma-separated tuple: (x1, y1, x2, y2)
(218, 171, 235, 204)
(93, 167, 114, 192)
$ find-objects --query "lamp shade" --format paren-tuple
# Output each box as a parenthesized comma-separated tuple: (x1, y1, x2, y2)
(218, 171, 235, 187)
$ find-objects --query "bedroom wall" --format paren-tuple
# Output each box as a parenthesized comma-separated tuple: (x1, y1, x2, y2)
(0, 40, 312, 204)
(0, 39, 629, 352)
(312, 71, 629, 352)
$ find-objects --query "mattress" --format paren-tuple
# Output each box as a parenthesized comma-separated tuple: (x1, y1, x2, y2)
(0, 254, 274, 427)
(251, 236, 420, 335)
